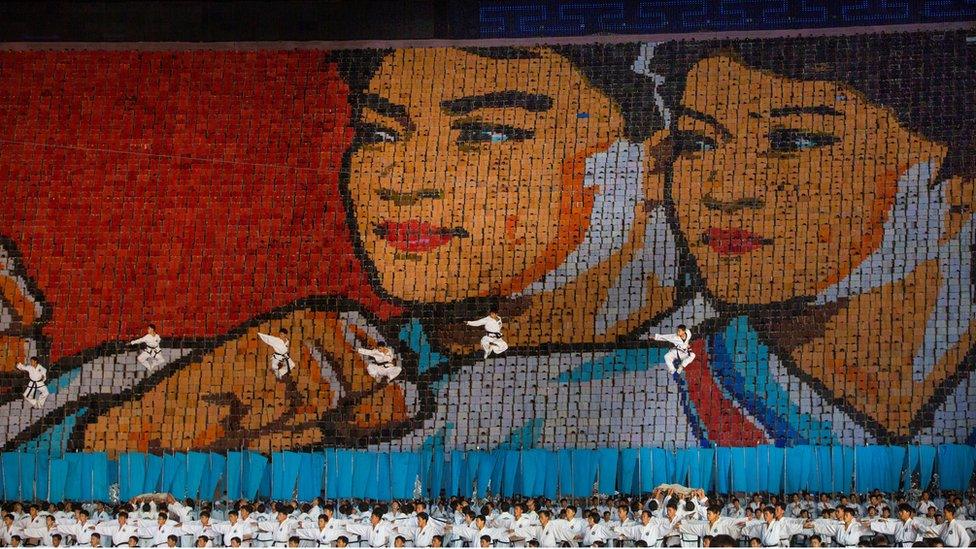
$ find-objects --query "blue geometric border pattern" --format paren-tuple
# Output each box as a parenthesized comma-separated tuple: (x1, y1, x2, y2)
(478, 0, 976, 38)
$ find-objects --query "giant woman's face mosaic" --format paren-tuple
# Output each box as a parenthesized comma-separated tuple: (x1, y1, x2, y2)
(671, 56, 947, 305)
(346, 47, 626, 303)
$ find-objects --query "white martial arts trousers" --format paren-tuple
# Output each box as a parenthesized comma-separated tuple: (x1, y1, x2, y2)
(480, 333, 509, 358)
(23, 380, 49, 408)
(270, 352, 296, 379)
(137, 346, 166, 371)
(664, 349, 696, 374)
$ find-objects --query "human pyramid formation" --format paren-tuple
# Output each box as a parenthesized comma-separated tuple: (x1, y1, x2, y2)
(16, 311, 695, 408)
(0, 488, 973, 547)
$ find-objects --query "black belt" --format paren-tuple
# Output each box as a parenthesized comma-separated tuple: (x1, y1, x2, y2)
(25, 379, 45, 399)
(488, 332, 502, 338)
(146, 346, 161, 357)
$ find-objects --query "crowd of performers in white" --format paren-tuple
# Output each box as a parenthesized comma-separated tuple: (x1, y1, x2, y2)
(0, 488, 973, 548)
(18, 313, 695, 404)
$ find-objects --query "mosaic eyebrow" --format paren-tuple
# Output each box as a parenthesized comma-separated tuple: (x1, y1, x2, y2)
(360, 93, 415, 132)
(440, 91, 554, 115)
(766, 106, 843, 117)
(674, 106, 733, 139)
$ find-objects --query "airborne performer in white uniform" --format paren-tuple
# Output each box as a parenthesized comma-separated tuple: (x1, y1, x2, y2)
(128, 324, 165, 371)
(15, 357, 48, 408)
(465, 312, 509, 359)
(653, 324, 695, 374)
(257, 328, 295, 379)
(356, 346, 402, 382)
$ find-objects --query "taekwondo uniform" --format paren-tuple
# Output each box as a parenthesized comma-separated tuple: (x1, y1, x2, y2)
(357, 347, 402, 382)
(16, 362, 48, 408)
(451, 523, 508, 546)
(917, 500, 937, 515)
(182, 519, 220, 545)
(465, 315, 509, 358)
(24, 523, 61, 547)
(533, 519, 576, 547)
(490, 511, 514, 530)
(129, 332, 165, 371)
(256, 518, 298, 547)
(166, 501, 194, 524)
(88, 509, 112, 525)
(582, 522, 613, 546)
(212, 520, 254, 547)
(257, 333, 295, 379)
(615, 517, 674, 547)
(810, 519, 870, 548)
(398, 521, 445, 547)
(937, 518, 972, 547)
(870, 517, 926, 547)
(0, 522, 24, 546)
(296, 520, 347, 546)
(742, 518, 807, 547)
(679, 517, 743, 541)
(723, 503, 746, 519)
(510, 513, 539, 540)
(566, 515, 587, 538)
(140, 520, 183, 547)
(17, 514, 46, 533)
(94, 519, 142, 547)
(653, 330, 695, 374)
(58, 519, 98, 546)
(344, 520, 395, 548)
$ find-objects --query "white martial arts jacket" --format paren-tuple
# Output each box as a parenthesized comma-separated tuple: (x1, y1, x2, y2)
(94, 520, 143, 547)
(723, 504, 746, 518)
(582, 522, 612, 546)
(810, 518, 870, 548)
(17, 514, 46, 532)
(296, 521, 346, 546)
(742, 518, 806, 547)
(257, 333, 290, 355)
(466, 316, 503, 335)
(211, 520, 253, 547)
(344, 520, 396, 547)
(0, 523, 23, 546)
(870, 517, 927, 547)
(679, 516, 743, 539)
(398, 521, 444, 547)
(140, 520, 183, 547)
(27, 525, 62, 547)
(490, 511, 514, 529)
(565, 516, 586, 537)
(937, 519, 973, 547)
(256, 518, 298, 546)
(181, 519, 219, 544)
(653, 330, 692, 352)
(617, 517, 675, 547)
(532, 519, 577, 546)
(58, 520, 98, 546)
(130, 333, 162, 351)
(509, 512, 538, 538)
